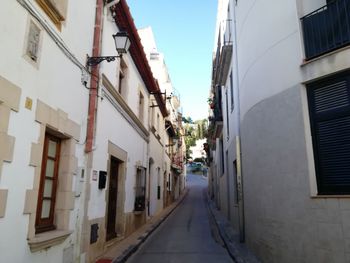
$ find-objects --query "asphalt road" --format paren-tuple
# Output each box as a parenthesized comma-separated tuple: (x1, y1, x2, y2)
(126, 172, 233, 263)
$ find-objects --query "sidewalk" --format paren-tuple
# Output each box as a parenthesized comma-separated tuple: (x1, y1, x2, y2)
(96, 189, 189, 263)
(207, 198, 261, 263)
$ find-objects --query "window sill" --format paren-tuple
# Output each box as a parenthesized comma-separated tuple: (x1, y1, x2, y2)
(133, 210, 144, 215)
(300, 45, 350, 68)
(28, 230, 72, 252)
(311, 195, 350, 199)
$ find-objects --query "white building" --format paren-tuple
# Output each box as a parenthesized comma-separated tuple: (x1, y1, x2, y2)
(139, 27, 186, 205)
(82, 1, 169, 262)
(189, 138, 207, 161)
(0, 0, 180, 262)
(0, 0, 95, 262)
(209, 0, 350, 262)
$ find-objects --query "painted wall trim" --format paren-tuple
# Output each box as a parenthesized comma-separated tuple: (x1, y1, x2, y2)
(102, 74, 150, 141)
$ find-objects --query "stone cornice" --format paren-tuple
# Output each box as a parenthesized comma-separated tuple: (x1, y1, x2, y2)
(102, 74, 150, 141)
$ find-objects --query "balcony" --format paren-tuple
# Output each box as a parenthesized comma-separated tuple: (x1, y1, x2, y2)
(208, 93, 223, 140)
(171, 154, 183, 174)
(216, 43, 233, 85)
(301, 0, 350, 60)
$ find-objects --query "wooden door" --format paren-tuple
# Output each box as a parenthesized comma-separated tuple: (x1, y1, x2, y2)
(106, 157, 119, 241)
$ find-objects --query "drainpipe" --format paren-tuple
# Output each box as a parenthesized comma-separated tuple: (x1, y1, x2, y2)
(147, 97, 153, 217)
(81, 0, 104, 260)
(233, 1, 245, 243)
(85, 0, 105, 153)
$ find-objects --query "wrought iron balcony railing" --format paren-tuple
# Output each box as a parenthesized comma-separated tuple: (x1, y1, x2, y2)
(213, 93, 223, 122)
(301, 0, 350, 60)
(134, 195, 146, 211)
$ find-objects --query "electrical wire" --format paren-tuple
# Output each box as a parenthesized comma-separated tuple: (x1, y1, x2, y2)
(17, 0, 100, 88)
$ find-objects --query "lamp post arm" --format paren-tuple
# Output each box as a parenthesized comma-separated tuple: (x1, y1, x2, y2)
(86, 55, 121, 66)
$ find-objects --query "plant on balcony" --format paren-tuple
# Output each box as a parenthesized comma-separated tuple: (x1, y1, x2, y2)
(207, 97, 215, 109)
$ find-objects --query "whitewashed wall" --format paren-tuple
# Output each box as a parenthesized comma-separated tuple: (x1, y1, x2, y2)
(228, 0, 350, 262)
(0, 0, 95, 262)
(87, 13, 150, 219)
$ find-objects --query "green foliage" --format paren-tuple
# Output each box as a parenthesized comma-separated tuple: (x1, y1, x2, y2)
(182, 116, 193, 124)
(183, 116, 209, 159)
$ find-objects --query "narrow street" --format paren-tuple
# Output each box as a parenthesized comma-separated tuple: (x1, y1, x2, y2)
(127, 172, 233, 263)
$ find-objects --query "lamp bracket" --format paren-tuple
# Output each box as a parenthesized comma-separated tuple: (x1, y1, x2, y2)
(86, 55, 121, 67)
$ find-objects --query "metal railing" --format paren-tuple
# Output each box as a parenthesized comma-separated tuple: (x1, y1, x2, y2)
(301, 0, 350, 60)
(213, 91, 223, 122)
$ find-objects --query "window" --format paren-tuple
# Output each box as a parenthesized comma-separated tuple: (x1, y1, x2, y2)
(134, 167, 146, 211)
(233, 160, 238, 204)
(225, 88, 230, 139)
(26, 21, 41, 62)
(157, 113, 160, 131)
(230, 71, 234, 111)
(307, 71, 350, 194)
(35, 133, 61, 233)
(138, 91, 144, 122)
(118, 58, 127, 96)
(150, 105, 155, 130)
(220, 139, 224, 175)
(157, 167, 161, 200)
(35, 0, 67, 30)
(167, 173, 171, 191)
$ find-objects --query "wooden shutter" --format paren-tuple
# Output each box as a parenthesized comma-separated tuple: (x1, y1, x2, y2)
(307, 71, 350, 194)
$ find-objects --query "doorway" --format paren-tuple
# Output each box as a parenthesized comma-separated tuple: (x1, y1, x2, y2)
(106, 156, 120, 241)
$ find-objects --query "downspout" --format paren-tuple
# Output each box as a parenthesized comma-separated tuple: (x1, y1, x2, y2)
(81, 0, 105, 260)
(147, 97, 153, 217)
(233, 1, 245, 243)
(85, 0, 105, 153)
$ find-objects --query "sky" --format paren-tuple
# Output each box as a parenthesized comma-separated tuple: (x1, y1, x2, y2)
(126, 0, 218, 121)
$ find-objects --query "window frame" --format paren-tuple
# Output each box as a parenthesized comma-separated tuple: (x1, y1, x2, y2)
(117, 58, 128, 96)
(220, 139, 225, 176)
(35, 0, 66, 30)
(230, 71, 234, 112)
(26, 21, 41, 63)
(138, 91, 144, 122)
(233, 160, 238, 204)
(307, 71, 350, 195)
(35, 133, 61, 233)
(134, 167, 146, 211)
(225, 88, 230, 140)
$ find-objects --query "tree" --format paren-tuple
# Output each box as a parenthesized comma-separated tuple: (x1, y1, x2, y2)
(183, 117, 209, 160)
(182, 116, 193, 124)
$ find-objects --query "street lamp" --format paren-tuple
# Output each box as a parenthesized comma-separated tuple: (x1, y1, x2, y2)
(86, 31, 131, 67)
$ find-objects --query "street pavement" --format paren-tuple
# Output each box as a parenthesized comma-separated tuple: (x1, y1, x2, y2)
(126, 172, 233, 263)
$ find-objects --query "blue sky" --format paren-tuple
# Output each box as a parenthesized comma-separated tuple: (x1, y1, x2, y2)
(126, 0, 217, 121)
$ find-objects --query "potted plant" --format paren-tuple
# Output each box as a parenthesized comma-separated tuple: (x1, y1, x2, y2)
(207, 98, 215, 109)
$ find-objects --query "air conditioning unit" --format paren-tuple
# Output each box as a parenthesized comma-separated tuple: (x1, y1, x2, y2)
(104, 0, 120, 9)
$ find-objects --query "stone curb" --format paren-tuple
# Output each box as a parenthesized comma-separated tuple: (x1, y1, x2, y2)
(207, 198, 261, 263)
(112, 189, 189, 263)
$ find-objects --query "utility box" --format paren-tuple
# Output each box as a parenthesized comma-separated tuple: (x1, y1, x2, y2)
(98, 171, 107, 189)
